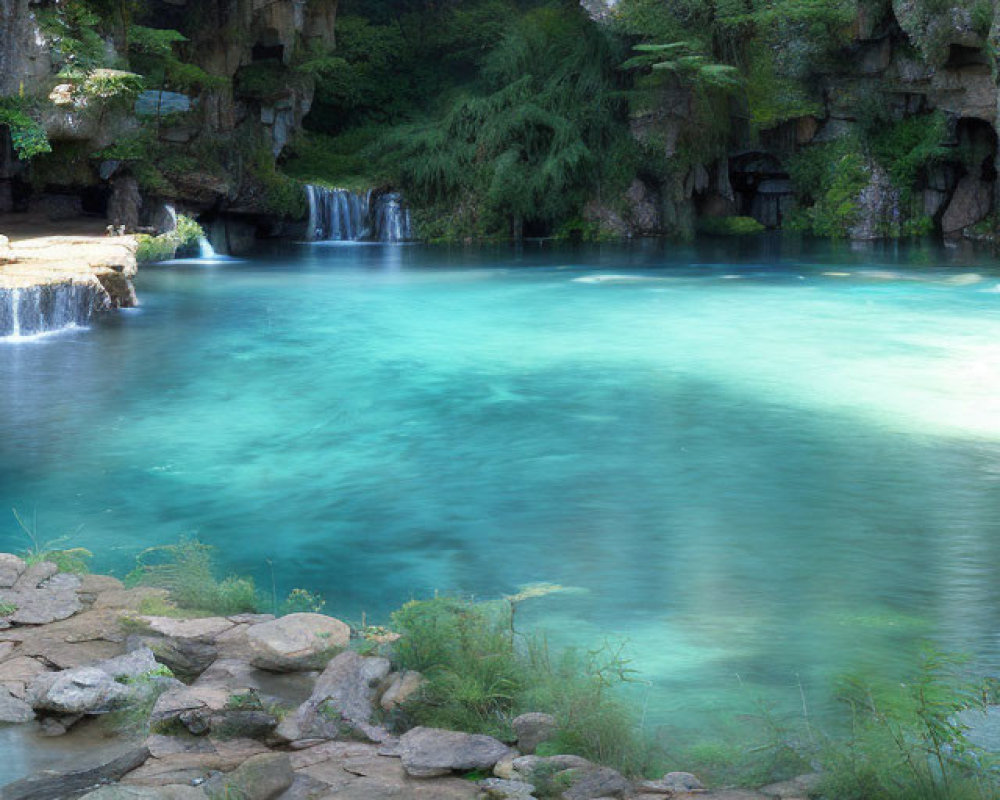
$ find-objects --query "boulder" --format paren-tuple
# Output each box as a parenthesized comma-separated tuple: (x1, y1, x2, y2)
(561, 766, 632, 800)
(246, 613, 349, 672)
(477, 778, 537, 799)
(0, 684, 34, 722)
(759, 772, 822, 798)
(640, 771, 706, 793)
(27, 666, 126, 714)
(0, 553, 26, 588)
(511, 712, 557, 754)
(275, 651, 391, 744)
(26, 647, 161, 715)
(126, 634, 218, 681)
(202, 753, 294, 800)
(379, 669, 425, 712)
(399, 726, 513, 778)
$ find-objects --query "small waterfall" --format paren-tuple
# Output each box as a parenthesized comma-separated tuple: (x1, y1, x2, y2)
(0, 283, 104, 339)
(198, 237, 217, 259)
(372, 192, 413, 243)
(305, 185, 412, 242)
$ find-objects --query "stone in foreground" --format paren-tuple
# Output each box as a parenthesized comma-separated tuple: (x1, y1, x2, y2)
(512, 711, 557, 754)
(641, 770, 706, 794)
(276, 650, 391, 744)
(399, 726, 513, 778)
(246, 612, 350, 671)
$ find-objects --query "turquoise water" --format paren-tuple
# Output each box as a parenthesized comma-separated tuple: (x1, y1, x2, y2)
(3, 237, 1000, 741)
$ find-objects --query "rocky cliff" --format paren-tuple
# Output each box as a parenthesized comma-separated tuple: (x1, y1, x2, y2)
(588, 0, 1000, 241)
(0, 0, 337, 246)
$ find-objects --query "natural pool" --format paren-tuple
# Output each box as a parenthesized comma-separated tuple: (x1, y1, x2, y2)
(2, 237, 1000, 747)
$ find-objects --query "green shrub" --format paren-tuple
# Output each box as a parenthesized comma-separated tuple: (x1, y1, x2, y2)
(820, 649, 998, 800)
(697, 216, 766, 236)
(787, 141, 868, 237)
(390, 596, 652, 775)
(124, 536, 260, 615)
(0, 97, 51, 160)
(136, 214, 204, 263)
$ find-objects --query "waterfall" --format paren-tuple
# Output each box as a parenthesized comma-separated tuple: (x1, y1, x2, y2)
(198, 237, 217, 259)
(372, 192, 413, 243)
(0, 283, 104, 339)
(305, 185, 412, 242)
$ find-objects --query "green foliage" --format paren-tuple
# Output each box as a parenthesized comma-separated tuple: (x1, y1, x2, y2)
(283, 588, 326, 614)
(697, 216, 766, 236)
(124, 536, 260, 615)
(102, 669, 176, 738)
(281, 130, 382, 190)
(787, 140, 868, 237)
(0, 602, 17, 617)
(622, 42, 740, 92)
(0, 98, 51, 160)
(12, 508, 91, 573)
(821, 649, 998, 800)
(130, 25, 223, 93)
(136, 213, 204, 263)
(375, 6, 633, 237)
(38, 2, 108, 71)
(868, 113, 949, 195)
(390, 596, 651, 775)
(235, 63, 308, 102)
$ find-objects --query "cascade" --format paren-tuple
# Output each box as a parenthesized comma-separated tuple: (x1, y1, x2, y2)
(0, 283, 104, 339)
(198, 237, 217, 259)
(372, 192, 413, 243)
(305, 185, 412, 242)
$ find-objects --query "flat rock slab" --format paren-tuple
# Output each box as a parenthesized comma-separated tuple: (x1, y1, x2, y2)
(79, 787, 206, 800)
(123, 738, 270, 786)
(1, 570, 83, 626)
(400, 726, 512, 777)
(290, 741, 479, 800)
(136, 616, 236, 641)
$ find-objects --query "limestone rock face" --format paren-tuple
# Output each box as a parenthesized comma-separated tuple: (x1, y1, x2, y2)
(246, 613, 350, 672)
(941, 173, 993, 235)
(399, 726, 513, 778)
(849, 163, 901, 241)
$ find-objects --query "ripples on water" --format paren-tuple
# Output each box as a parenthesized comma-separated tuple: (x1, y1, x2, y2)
(2, 236, 999, 741)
